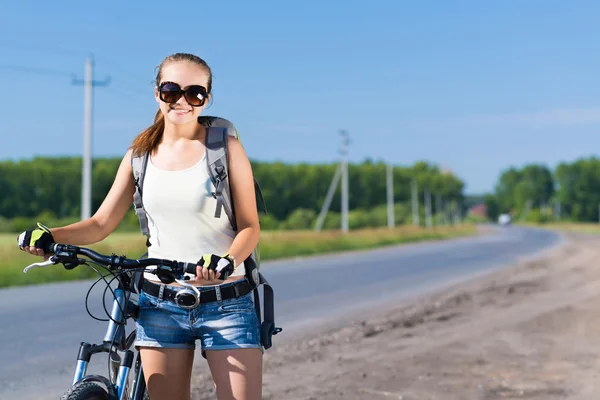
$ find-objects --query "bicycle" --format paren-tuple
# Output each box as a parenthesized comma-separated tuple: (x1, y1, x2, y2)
(23, 242, 209, 400)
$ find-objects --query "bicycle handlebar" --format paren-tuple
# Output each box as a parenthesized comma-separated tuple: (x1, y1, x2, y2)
(36, 242, 199, 278)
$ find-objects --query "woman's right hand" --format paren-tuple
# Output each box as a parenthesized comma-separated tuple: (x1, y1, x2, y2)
(17, 223, 55, 259)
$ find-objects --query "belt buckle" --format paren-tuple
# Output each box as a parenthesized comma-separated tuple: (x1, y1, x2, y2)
(175, 289, 199, 309)
(174, 279, 201, 309)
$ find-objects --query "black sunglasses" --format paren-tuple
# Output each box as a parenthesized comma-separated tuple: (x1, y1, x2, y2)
(158, 81, 208, 107)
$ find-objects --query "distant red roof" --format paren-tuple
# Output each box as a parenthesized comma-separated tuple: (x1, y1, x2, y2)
(468, 203, 487, 218)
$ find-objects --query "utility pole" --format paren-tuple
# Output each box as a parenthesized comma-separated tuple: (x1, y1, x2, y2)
(411, 179, 419, 226)
(436, 193, 442, 225)
(72, 55, 110, 220)
(314, 165, 342, 231)
(424, 188, 432, 228)
(340, 130, 350, 233)
(386, 164, 395, 228)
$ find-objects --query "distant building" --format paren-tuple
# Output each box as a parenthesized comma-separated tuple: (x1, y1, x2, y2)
(468, 203, 487, 218)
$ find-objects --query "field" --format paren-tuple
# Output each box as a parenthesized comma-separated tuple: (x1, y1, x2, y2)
(519, 222, 600, 234)
(0, 224, 477, 288)
(538, 222, 600, 233)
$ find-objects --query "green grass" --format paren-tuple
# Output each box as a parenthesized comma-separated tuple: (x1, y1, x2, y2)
(520, 221, 600, 234)
(258, 224, 477, 260)
(0, 224, 477, 288)
(0, 232, 150, 288)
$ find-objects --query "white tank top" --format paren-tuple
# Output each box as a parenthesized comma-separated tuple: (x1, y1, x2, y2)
(141, 154, 245, 282)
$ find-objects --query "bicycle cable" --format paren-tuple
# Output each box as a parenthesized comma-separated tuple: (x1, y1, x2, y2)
(78, 261, 151, 386)
(82, 261, 120, 323)
(101, 265, 159, 388)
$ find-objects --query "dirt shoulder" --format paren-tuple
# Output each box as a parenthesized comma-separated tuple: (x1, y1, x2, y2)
(192, 231, 600, 399)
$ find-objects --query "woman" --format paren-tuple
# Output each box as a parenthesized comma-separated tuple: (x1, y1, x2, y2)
(17, 52, 263, 400)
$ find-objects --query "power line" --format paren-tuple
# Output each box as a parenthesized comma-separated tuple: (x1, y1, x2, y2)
(0, 64, 72, 77)
(103, 82, 150, 101)
(2, 61, 151, 99)
(1, 41, 153, 99)
(0, 42, 89, 58)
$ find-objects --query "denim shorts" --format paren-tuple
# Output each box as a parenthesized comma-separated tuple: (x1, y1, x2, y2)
(133, 280, 262, 355)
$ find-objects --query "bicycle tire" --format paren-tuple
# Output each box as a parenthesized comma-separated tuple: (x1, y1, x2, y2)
(60, 381, 109, 400)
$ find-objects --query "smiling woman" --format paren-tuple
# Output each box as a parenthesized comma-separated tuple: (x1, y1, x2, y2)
(130, 53, 213, 157)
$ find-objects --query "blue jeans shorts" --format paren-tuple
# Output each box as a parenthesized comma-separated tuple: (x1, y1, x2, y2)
(133, 280, 262, 355)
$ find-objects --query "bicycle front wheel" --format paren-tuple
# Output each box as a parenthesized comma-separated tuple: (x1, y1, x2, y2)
(60, 381, 109, 400)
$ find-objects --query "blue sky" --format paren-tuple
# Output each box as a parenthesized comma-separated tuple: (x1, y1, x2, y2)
(2, 0, 600, 194)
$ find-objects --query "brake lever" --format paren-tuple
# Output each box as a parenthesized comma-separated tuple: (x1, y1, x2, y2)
(23, 256, 57, 273)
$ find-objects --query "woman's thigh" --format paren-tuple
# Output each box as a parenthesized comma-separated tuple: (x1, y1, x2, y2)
(197, 292, 263, 399)
(140, 347, 195, 400)
(134, 289, 197, 399)
(206, 348, 263, 400)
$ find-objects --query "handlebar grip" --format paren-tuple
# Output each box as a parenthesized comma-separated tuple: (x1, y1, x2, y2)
(185, 262, 198, 275)
(44, 242, 56, 254)
(183, 262, 229, 280)
(219, 271, 230, 280)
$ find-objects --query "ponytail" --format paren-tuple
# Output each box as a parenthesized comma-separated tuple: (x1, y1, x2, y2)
(130, 109, 164, 156)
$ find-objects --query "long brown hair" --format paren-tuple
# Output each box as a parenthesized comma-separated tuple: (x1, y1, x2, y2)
(130, 53, 213, 156)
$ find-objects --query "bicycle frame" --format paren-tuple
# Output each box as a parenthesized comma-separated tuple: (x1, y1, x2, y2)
(70, 281, 147, 400)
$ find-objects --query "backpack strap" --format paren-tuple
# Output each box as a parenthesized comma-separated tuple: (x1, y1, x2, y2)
(201, 116, 267, 219)
(206, 126, 237, 231)
(259, 272, 281, 349)
(243, 256, 282, 349)
(254, 179, 268, 215)
(131, 151, 151, 247)
(130, 152, 151, 295)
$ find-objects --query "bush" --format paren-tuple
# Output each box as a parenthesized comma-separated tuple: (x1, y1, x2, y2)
(0, 216, 10, 232)
(525, 208, 552, 224)
(366, 205, 388, 227)
(115, 208, 146, 232)
(283, 208, 317, 230)
(0, 201, 443, 233)
(7, 216, 34, 233)
(259, 213, 281, 230)
(348, 208, 371, 229)
(323, 211, 342, 230)
(464, 214, 488, 224)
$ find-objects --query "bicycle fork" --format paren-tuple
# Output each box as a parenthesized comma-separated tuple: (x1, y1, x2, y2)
(71, 288, 140, 400)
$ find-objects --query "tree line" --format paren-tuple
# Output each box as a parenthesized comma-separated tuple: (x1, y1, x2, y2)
(0, 156, 467, 232)
(483, 156, 600, 223)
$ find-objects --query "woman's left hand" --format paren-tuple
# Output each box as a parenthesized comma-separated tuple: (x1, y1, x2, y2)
(194, 254, 234, 283)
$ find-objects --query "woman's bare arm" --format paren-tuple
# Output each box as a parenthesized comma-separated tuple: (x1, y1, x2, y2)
(49, 149, 136, 245)
(223, 136, 260, 265)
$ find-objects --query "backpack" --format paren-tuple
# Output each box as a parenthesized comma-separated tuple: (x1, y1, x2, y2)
(130, 115, 281, 349)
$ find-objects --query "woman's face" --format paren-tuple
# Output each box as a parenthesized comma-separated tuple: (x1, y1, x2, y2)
(155, 61, 211, 126)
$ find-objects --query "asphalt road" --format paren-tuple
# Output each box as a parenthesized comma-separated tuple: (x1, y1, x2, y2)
(0, 225, 562, 399)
